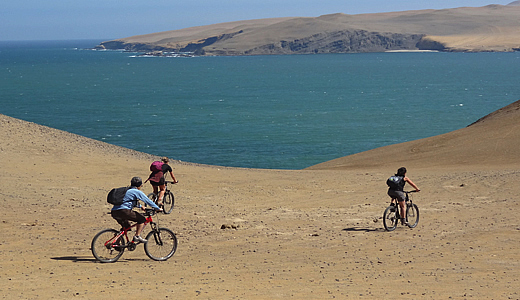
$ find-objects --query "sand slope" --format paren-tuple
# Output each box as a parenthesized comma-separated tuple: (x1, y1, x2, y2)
(1, 100, 520, 299)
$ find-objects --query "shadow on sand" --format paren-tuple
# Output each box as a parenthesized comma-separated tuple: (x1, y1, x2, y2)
(51, 256, 97, 263)
(342, 227, 384, 233)
(51, 256, 150, 263)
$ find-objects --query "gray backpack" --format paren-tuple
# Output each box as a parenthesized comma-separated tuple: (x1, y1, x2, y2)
(107, 187, 130, 205)
(386, 176, 404, 190)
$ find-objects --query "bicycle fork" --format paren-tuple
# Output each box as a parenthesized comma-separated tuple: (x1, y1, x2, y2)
(149, 222, 164, 246)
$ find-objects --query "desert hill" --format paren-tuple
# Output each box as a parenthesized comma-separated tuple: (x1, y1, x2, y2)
(307, 99, 520, 170)
(1, 99, 520, 299)
(96, 4, 520, 55)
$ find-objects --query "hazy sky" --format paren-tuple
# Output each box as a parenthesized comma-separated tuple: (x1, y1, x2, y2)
(1, 0, 514, 41)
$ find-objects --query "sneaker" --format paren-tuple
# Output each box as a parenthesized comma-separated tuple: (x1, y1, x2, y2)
(133, 236, 147, 243)
(400, 218, 406, 225)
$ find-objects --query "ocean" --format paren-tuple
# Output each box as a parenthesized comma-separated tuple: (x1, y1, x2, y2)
(1, 40, 519, 169)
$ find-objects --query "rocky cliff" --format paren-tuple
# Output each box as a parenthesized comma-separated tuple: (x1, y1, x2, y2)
(96, 4, 520, 56)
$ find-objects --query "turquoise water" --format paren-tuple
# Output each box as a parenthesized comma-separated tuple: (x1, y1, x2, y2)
(1, 40, 519, 169)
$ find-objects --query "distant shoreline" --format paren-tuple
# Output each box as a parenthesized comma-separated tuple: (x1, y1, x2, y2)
(385, 50, 439, 53)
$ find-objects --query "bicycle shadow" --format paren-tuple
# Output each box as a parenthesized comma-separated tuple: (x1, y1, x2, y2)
(51, 256, 97, 263)
(51, 256, 150, 263)
(342, 227, 384, 233)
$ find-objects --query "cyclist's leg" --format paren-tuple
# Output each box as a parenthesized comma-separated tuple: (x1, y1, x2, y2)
(135, 223, 145, 238)
(111, 210, 131, 230)
(398, 199, 406, 224)
(388, 190, 403, 209)
(390, 190, 407, 224)
(115, 209, 147, 241)
(130, 215, 147, 240)
(157, 184, 166, 204)
(150, 180, 159, 195)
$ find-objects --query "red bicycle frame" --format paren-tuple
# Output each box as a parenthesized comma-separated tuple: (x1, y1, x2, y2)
(105, 213, 154, 248)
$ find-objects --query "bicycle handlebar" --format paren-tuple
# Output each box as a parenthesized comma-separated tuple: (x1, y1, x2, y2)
(144, 208, 158, 216)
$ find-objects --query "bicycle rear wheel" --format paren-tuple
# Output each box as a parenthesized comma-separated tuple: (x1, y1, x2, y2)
(91, 229, 125, 263)
(406, 203, 420, 228)
(162, 191, 175, 214)
(383, 205, 398, 231)
(144, 227, 178, 261)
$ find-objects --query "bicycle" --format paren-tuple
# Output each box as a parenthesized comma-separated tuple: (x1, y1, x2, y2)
(91, 209, 178, 263)
(147, 180, 176, 214)
(383, 190, 420, 231)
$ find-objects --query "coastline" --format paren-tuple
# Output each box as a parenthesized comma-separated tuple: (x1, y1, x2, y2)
(385, 50, 439, 53)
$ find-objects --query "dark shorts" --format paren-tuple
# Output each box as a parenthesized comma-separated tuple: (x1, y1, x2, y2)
(149, 176, 165, 186)
(388, 189, 406, 202)
(111, 209, 146, 229)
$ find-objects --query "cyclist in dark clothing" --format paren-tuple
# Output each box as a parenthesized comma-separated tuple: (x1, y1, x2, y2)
(387, 167, 420, 226)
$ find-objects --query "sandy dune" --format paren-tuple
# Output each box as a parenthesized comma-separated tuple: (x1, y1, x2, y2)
(102, 4, 520, 54)
(1, 100, 519, 299)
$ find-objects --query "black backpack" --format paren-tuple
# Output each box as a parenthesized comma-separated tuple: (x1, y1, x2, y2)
(386, 175, 404, 190)
(107, 186, 130, 205)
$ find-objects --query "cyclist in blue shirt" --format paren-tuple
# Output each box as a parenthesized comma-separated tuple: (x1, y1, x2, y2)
(111, 177, 162, 243)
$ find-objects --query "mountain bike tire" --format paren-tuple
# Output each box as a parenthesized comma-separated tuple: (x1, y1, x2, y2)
(91, 229, 125, 263)
(162, 191, 175, 214)
(383, 205, 398, 231)
(406, 203, 420, 228)
(144, 227, 178, 261)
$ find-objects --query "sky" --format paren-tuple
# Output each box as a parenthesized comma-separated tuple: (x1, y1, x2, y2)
(0, 0, 515, 41)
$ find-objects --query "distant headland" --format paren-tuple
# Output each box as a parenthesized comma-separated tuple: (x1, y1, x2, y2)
(95, 3, 520, 56)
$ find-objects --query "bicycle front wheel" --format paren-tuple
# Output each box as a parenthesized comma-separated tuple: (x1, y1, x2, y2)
(91, 229, 125, 263)
(383, 205, 398, 231)
(147, 192, 158, 207)
(144, 227, 178, 261)
(162, 191, 175, 214)
(406, 203, 420, 228)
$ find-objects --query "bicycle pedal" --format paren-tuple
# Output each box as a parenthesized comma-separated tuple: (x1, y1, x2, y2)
(113, 245, 124, 252)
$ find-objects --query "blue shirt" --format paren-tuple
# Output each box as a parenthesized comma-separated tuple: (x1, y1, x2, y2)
(111, 188, 160, 211)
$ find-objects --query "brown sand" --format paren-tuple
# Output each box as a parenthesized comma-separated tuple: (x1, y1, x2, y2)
(1, 100, 520, 299)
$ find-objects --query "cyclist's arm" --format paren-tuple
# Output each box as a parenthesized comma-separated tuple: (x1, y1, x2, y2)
(137, 190, 161, 210)
(164, 164, 178, 183)
(169, 171, 178, 183)
(404, 177, 420, 192)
